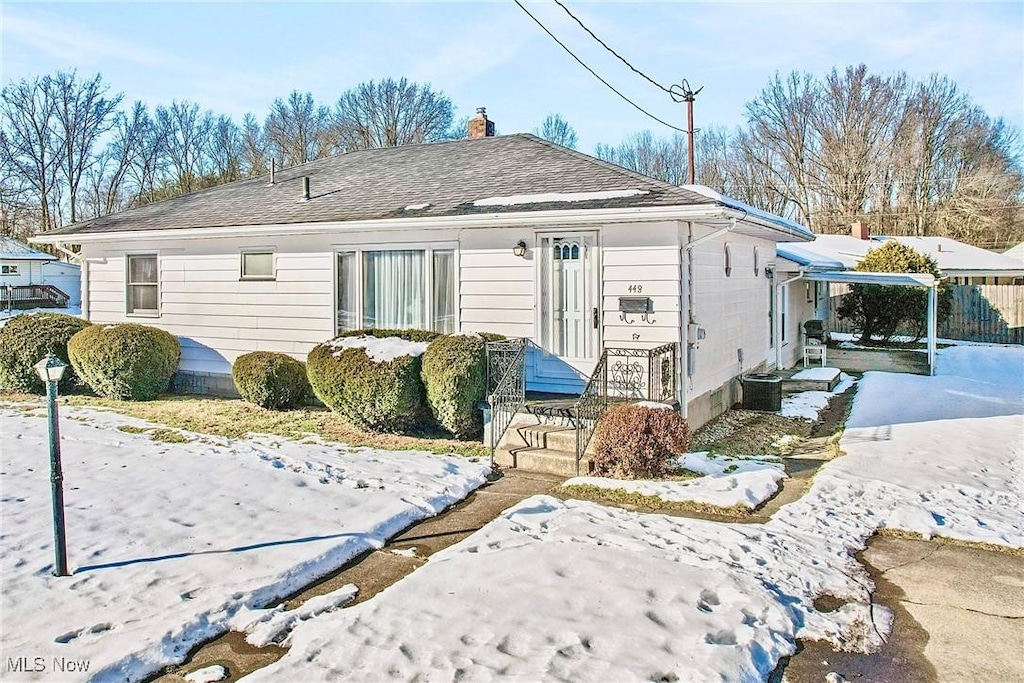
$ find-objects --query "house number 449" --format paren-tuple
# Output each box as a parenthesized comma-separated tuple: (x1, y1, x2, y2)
(627, 284, 643, 293)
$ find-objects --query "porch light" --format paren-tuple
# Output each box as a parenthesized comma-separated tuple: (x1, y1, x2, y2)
(513, 241, 528, 258)
(34, 353, 67, 384)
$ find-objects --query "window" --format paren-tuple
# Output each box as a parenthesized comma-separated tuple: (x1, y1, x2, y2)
(241, 251, 274, 279)
(127, 254, 159, 315)
(806, 282, 813, 303)
(724, 243, 732, 277)
(336, 247, 456, 334)
(1, 264, 18, 276)
(780, 284, 789, 343)
(753, 248, 759, 277)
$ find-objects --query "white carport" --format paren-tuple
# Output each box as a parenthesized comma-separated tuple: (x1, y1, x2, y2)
(799, 270, 939, 375)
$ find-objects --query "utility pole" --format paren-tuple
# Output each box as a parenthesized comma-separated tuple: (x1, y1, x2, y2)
(671, 79, 703, 184)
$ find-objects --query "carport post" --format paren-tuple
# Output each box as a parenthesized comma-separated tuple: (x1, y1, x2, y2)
(927, 285, 937, 376)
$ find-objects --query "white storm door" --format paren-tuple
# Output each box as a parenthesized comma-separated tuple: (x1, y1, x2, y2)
(538, 232, 599, 377)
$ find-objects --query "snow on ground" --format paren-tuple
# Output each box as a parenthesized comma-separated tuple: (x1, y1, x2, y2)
(327, 335, 430, 362)
(0, 406, 489, 682)
(781, 372, 855, 420)
(183, 665, 227, 683)
(250, 343, 1022, 682)
(566, 452, 786, 510)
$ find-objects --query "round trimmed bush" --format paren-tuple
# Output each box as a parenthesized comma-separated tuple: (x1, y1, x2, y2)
(421, 334, 488, 439)
(232, 351, 310, 410)
(0, 313, 91, 393)
(306, 333, 430, 432)
(68, 323, 180, 401)
(591, 403, 690, 479)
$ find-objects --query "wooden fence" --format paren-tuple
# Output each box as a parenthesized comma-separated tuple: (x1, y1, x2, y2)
(829, 284, 1024, 345)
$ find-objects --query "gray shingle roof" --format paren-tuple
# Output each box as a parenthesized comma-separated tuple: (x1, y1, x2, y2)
(41, 134, 734, 237)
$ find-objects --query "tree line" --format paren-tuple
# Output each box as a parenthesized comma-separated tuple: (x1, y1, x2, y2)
(595, 65, 1024, 249)
(0, 73, 462, 238)
(3, 64, 1021, 249)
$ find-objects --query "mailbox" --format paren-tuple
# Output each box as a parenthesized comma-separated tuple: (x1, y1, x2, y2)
(618, 296, 652, 314)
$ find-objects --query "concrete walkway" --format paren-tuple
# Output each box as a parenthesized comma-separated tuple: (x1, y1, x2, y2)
(778, 536, 1024, 683)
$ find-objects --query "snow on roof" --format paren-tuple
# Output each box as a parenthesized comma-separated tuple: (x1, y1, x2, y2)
(883, 236, 1024, 275)
(0, 236, 56, 261)
(775, 243, 846, 269)
(680, 185, 813, 238)
(1002, 241, 1024, 264)
(472, 189, 648, 207)
(802, 270, 936, 287)
(786, 234, 1024, 275)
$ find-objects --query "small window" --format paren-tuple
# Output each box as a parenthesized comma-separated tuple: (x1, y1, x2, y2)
(127, 254, 159, 315)
(241, 251, 274, 279)
(724, 243, 732, 277)
(806, 282, 813, 303)
(1, 264, 19, 275)
(753, 248, 759, 276)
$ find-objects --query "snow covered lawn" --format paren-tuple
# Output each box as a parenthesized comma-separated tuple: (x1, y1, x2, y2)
(565, 452, 786, 510)
(249, 344, 1022, 682)
(0, 406, 489, 681)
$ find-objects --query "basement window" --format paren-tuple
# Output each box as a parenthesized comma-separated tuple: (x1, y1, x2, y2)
(241, 251, 275, 280)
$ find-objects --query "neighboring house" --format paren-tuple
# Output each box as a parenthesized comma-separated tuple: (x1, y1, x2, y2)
(1003, 241, 1024, 267)
(34, 111, 814, 429)
(785, 222, 1024, 285)
(0, 236, 81, 307)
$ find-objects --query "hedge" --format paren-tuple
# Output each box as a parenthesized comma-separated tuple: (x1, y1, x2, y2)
(232, 351, 310, 410)
(0, 313, 91, 393)
(421, 334, 488, 439)
(335, 328, 442, 343)
(590, 403, 690, 479)
(306, 333, 431, 432)
(68, 323, 180, 401)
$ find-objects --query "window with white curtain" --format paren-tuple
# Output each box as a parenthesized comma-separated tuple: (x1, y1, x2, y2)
(127, 254, 159, 315)
(336, 247, 455, 334)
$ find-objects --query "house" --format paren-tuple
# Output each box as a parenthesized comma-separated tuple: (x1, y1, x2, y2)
(1003, 241, 1024, 267)
(0, 236, 80, 308)
(34, 110, 814, 430)
(783, 222, 1024, 285)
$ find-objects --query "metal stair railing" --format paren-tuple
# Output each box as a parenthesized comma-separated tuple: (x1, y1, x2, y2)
(573, 349, 609, 477)
(485, 338, 527, 466)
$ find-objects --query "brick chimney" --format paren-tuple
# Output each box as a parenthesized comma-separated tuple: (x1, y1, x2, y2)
(851, 220, 870, 240)
(468, 107, 495, 139)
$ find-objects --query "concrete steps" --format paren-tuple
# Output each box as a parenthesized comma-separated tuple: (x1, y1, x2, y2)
(494, 421, 592, 477)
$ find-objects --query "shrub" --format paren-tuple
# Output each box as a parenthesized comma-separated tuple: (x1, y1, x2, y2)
(0, 313, 91, 393)
(421, 334, 488, 439)
(232, 352, 310, 410)
(590, 403, 690, 479)
(68, 323, 180, 401)
(306, 335, 429, 432)
(836, 241, 951, 341)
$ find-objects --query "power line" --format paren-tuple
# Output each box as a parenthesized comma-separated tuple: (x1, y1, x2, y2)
(513, 0, 688, 134)
(551, 0, 671, 95)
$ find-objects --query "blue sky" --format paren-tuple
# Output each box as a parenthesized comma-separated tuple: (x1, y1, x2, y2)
(2, 1, 1022, 152)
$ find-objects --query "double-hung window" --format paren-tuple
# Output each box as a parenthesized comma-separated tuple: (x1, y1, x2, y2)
(127, 254, 159, 315)
(337, 247, 455, 334)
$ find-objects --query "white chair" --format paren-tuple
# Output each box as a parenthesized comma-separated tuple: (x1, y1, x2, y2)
(803, 339, 826, 367)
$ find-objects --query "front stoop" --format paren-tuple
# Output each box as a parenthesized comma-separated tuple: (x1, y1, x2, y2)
(494, 419, 593, 477)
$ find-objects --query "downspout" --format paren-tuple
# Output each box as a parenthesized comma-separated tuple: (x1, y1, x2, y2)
(680, 216, 741, 417)
(53, 242, 86, 319)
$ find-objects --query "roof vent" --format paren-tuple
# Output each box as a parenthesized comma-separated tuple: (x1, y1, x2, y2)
(269, 158, 276, 185)
(301, 176, 310, 201)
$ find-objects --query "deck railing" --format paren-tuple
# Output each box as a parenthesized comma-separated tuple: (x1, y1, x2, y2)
(1, 284, 70, 310)
(573, 343, 678, 475)
(485, 338, 527, 466)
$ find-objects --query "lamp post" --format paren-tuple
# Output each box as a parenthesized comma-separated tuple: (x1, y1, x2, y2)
(33, 352, 69, 577)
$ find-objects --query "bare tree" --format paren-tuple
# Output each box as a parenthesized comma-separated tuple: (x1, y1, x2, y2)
(210, 115, 243, 183)
(0, 75, 60, 231)
(155, 100, 213, 194)
(594, 130, 686, 185)
(264, 91, 331, 166)
(50, 71, 123, 223)
(534, 113, 578, 149)
(334, 78, 454, 150)
(240, 112, 269, 176)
